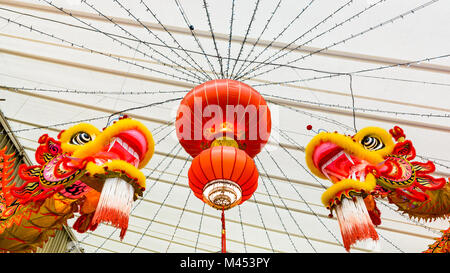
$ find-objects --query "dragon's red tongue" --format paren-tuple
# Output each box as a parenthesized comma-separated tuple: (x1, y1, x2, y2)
(313, 142, 360, 182)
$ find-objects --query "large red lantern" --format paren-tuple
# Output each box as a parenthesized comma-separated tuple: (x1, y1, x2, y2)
(176, 79, 271, 252)
(176, 79, 271, 158)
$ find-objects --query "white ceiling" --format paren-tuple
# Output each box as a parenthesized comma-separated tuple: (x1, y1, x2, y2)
(0, 0, 449, 253)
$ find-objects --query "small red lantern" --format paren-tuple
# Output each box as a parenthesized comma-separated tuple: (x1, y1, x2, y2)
(188, 145, 258, 210)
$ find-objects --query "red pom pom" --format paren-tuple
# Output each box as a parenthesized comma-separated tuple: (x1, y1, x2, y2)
(306, 125, 313, 130)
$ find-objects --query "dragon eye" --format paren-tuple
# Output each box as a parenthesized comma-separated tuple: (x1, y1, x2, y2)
(361, 135, 384, 151)
(70, 132, 92, 145)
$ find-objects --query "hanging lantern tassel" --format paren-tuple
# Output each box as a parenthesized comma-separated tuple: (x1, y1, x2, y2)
(334, 196, 379, 251)
(221, 207, 226, 253)
(91, 177, 135, 240)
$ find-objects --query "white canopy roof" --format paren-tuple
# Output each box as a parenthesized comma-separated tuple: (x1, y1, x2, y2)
(0, 0, 449, 253)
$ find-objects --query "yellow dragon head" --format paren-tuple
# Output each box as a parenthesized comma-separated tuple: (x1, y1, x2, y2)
(305, 126, 448, 251)
(306, 126, 446, 208)
(306, 126, 394, 208)
(57, 116, 154, 193)
(12, 116, 155, 239)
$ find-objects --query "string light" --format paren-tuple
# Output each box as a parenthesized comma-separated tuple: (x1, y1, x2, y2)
(276, 123, 443, 253)
(262, 148, 340, 252)
(130, 148, 188, 253)
(251, 52, 450, 88)
(150, 119, 176, 137)
(416, 155, 450, 170)
(355, 74, 450, 87)
(377, 201, 443, 237)
(268, 101, 355, 132)
(225, 0, 236, 79)
(3, 3, 446, 89)
(0, 14, 201, 85)
(115, 0, 211, 81)
(263, 92, 450, 118)
(252, 195, 275, 252)
(44, 0, 205, 84)
(0, 96, 183, 135)
(348, 74, 357, 132)
(228, 0, 261, 78)
(236, 0, 356, 80)
(1, 85, 189, 95)
(234, 0, 317, 79)
(233, 0, 282, 78)
(202, 0, 225, 78)
(263, 140, 345, 248)
(81, 0, 206, 83)
(254, 158, 300, 252)
(5, 5, 448, 89)
(241, 0, 440, 80)
(275, 128, 326, 189)
(237, 205, 247, 253)
(0, 5, 235, 77)
(173, 0, 221, 79)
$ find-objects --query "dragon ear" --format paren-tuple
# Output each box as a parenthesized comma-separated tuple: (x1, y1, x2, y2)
(13, 164, 58, 204)
(392, 140, 416, 160)
(57, 130, 66, 139)
(395, 187, 429, 202)
(13, 153, 85, 204)
(17, 164, 40, 182)
(389, 126, 406, 142)
(35, 135, 62, 165)
(0, 147, 16, 204)
(411, 161, 436, 174)
(415, 175, 447, 191)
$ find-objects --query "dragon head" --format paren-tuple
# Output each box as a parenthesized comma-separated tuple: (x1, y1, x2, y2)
(306, 126, 395, 208)
(306, 126, 445, 207)
(305, 126, 447, 251)
(14, 116, 155, 239)
(57, 116, 154, 193)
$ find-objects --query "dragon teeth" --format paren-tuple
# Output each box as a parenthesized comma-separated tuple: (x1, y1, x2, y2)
(106, 137, 139, 168)
(114, 137, 139, 160)
(344, 152, 355, 165)
(122, 141, 129, 151)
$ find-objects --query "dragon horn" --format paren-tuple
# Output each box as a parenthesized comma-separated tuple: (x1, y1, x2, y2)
(389, 126, 406, 142)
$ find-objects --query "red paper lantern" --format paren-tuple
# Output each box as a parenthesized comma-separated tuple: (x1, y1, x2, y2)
(176, 79, 271, 158)
(176, 79, 271, 253)
(188, 145, 258, 210)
